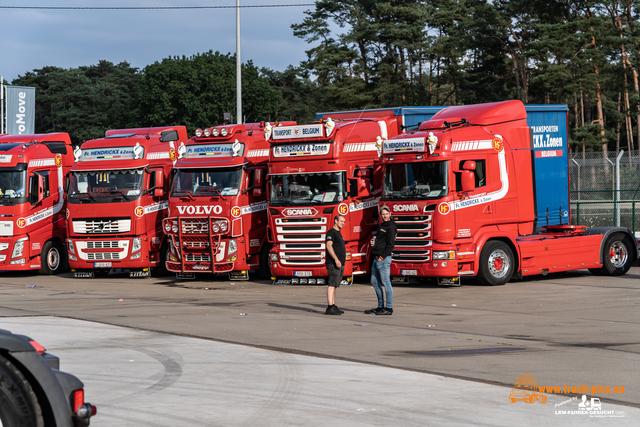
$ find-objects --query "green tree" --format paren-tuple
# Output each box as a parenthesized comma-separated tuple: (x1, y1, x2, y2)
(132, 51, 283, 133)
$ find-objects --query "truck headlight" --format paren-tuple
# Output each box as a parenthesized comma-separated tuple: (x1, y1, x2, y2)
(164, 221, 172, 232)
(269, 253, 278, 262)
(228, 239, 237, 255)
(212, 222, 220, 233)
(132, 237, 141, 253)
(220, 221, 228, 232)
(172, 221, 178, 233)
(12, 237, 28, 259)
(67, 239, 75, 255)
(433, 251, 456, 260)
(131, 252, 141, 260)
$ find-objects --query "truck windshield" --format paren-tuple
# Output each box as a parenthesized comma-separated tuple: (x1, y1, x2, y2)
(171, 167, 243, 197)
(270, 172, 347, 205)
(383, 162, 448, 199)
(0, 169, 27, 203)
(68, 169, 144, 203)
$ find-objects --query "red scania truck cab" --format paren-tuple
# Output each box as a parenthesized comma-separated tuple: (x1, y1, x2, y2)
(379, 100, 637, 286)
(0, 133, 73, 274)
(66, 126, 187, 278)
(266, 115, 404, 285)
(163, 123, 278, 280)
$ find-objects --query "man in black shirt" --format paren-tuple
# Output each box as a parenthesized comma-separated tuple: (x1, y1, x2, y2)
(365, 206, 397, 315)
(325, 214, 346, 315)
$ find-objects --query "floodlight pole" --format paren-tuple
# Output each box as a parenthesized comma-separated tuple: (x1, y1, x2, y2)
(236, 0, 242, 125)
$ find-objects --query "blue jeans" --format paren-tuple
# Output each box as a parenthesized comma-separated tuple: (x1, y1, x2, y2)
(371, 256, 393, 308)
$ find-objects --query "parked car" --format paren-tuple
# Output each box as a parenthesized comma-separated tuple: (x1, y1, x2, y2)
(0, 329, 96, 426)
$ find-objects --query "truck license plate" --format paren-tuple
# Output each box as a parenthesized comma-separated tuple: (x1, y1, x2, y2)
(94, 262, 112, 268)
(294, 271, 312, 277)
(401, 269, 418, 276)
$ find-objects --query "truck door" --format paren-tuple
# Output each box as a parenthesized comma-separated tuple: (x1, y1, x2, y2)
(27, 169, 54, 255)
(453, 156, 491, 238)
(246, 167, 268, 255)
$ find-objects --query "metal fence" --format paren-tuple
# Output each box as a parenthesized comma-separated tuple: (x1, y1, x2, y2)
(569, 150, 640, 236)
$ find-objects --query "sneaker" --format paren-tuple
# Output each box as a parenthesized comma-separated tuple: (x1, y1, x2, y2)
(364, 307, 384, 314)
(377, 308, 393, 315)
(332, 305, 344, 314)
(325, 305, 342, 315)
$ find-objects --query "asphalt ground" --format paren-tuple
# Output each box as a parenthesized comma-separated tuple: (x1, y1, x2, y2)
(1, 267, 639, 425)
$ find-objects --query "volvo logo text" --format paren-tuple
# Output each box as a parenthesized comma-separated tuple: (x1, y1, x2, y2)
(177, 205, 223, 215)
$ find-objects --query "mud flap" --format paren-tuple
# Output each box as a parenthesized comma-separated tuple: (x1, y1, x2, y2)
(437, 277, 460, 286)
(129, 269, 151, 278)
(229, 271, 249, 281)
(74, 270, 94, 278)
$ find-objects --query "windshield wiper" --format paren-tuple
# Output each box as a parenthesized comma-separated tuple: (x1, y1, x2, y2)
(208, 188, 227, 201)
(108, 189, 130, 201)
(272, 200, 295, 205)
(174, 190, 195, 200)
(74, 193, 97, 202)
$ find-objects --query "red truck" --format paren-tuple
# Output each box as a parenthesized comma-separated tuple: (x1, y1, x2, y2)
(378, 100, 637, 286)
(266, 113, 405, 285)
(0, 133, 73, 274)
(162, 123, 277, 280)
(66, 126, 188, 278)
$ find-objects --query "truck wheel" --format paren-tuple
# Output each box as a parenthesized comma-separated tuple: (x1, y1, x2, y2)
(257, 243, 273, 280)
(600, 233, 634, 276)
(0, 354, 45, 427)
(477, 241, 514, 286)
(39, 241, 65, 275)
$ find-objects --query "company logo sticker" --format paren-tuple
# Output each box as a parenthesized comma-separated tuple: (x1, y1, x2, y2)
(66, 208, 70, 219)
(17, 218, 26, 228)
(438, 203, 450, 215)
(283, 207, 318, 217)
(492, 137, 504, 152)
(135, 206, 144, 217)
(169, 147, 177, 161)
(54, 154, 63, 167)
(231, 206, 241, 218)
(338, 203, 349, 215)
(393, 204, 419, 212)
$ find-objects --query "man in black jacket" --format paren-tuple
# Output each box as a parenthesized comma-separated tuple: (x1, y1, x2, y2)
(365, 206, 397, 315)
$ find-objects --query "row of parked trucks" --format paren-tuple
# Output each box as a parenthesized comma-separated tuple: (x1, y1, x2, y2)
(0, 100, 636, 286)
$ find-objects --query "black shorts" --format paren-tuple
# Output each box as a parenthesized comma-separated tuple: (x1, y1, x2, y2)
(326, 263, 345, 288)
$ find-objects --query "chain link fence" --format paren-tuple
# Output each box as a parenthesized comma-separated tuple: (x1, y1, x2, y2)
(569, 150, 640, 236)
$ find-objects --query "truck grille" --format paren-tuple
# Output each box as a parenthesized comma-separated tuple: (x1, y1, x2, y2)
(86, 241, 119, 249)
(391, 214, 433, 262)
(76, 239, 129, 261)
(275, 217, 327, 265)
(86, 252, 120, 260)
(185, 254, 212, 262)
(73, 218, 131, 234)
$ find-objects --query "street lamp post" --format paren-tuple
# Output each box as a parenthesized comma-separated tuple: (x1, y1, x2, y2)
(236, 0, 242, 125)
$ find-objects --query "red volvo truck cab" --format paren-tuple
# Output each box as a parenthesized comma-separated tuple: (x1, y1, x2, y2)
(163, 123, 276, 280)
(379, 100, 638, 286)
(266, 115, 403, 285)
(66, 126, 188, 278)
(0, 133, 72, 274)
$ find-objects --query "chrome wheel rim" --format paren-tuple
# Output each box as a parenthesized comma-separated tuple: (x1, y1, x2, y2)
(48, 247, 60, 270)
(488, 249, 510, 278)
(609, 241, 628, 268)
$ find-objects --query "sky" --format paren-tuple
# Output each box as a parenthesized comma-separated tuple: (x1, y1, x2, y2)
(0, 0, 316, 83)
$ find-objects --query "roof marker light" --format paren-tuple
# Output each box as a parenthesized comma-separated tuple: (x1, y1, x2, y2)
(195, 128, 203, 137)
(220, 127, 228, 137)
(204, 128, 211, 137)
(212, 128, 220, 137)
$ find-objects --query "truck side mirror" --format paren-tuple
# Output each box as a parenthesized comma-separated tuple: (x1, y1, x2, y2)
(154, 171, 164, 197)
(254, 169, 264, 188)
(461, 170, 476, 192)
(30, 174, 45, 204)
(357, 177, 370, 198)
(357, 168, 370, 178)
(463, 161, 476, 171)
